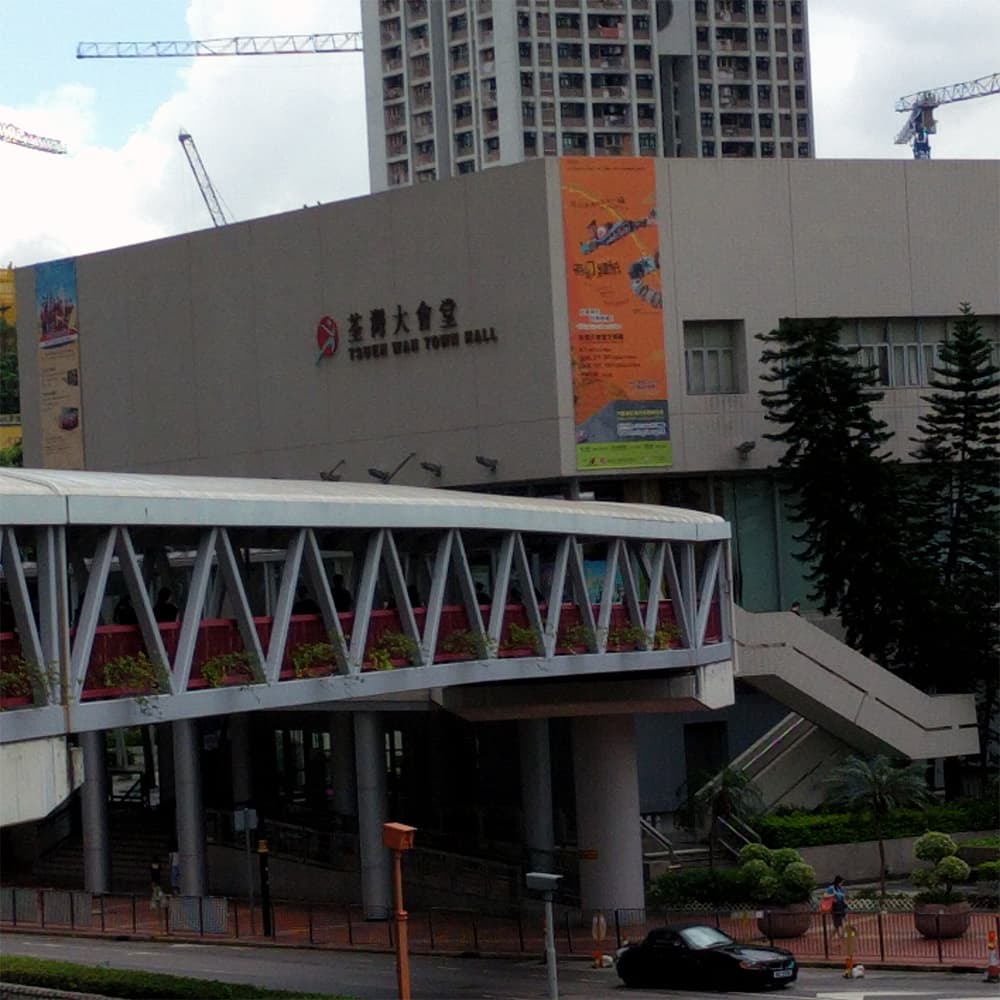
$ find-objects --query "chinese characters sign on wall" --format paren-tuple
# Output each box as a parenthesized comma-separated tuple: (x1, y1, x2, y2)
(35, 258, 85, 469)
(560, 158, 670, 471)
(315, 297, 497, 366)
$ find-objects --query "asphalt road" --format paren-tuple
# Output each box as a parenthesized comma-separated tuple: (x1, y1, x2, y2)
(0, 933, 996, 1000)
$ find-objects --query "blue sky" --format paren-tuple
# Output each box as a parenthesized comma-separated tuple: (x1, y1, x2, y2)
(1, 0, 997, 266)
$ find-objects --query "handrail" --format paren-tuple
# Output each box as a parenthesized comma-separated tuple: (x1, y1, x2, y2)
(639, 816, 678, 866)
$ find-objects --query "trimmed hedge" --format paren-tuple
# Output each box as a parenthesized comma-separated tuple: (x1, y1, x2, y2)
(758, 800, 999, 849)
(0, 955, 348, 1000)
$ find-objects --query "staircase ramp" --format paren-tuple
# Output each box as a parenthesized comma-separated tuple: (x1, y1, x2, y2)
(733, 608, 979, 760)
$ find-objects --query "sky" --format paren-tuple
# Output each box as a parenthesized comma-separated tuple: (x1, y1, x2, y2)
(0, 0, 997, 267)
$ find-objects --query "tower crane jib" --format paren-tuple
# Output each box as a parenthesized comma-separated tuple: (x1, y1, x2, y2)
(178, 129, 230, 228)
(77, 33, 363, 59)
(893, 71, 1000, 159)
(0, 122, 67, 155)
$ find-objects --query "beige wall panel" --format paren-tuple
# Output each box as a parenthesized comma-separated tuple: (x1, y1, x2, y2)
(788, 161, 913, 316)
(902, 160, 1000, 317)
(82, 238, 199, 470)
(13, 268, 40, 467)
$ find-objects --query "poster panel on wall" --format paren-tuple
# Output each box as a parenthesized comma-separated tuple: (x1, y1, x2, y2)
(560, 158, 670, 471)
(35, 258, 84, 469)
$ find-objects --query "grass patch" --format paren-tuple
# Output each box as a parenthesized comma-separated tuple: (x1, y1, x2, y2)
(0, 955, 354, 1000)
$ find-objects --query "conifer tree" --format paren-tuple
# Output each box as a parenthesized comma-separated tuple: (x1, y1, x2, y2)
(758, 317, 908, 664)
(908, 304, 999, 760)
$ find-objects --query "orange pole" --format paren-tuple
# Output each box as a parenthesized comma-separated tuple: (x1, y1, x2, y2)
(392, 848, 411, 1000)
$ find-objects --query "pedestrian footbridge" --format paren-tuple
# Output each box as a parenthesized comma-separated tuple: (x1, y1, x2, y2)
(0, 469, 735, 744)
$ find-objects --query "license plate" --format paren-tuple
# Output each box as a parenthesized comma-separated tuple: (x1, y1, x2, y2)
(773, 969, 793, 978)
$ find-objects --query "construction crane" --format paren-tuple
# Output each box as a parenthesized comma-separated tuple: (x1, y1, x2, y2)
(77, 33, 362, 60)
(178, 129, 230, 227)
(0, 121, 67, 155)
(894, 72, 1000, 159)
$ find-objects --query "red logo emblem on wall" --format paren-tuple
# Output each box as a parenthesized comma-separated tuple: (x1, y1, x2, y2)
(316, 316, 339, 364)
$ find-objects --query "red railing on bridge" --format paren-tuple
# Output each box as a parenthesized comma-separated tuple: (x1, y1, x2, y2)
(0, 599, 721, 707)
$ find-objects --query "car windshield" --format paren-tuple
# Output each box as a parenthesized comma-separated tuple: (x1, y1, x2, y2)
(678, 926, 735, 950)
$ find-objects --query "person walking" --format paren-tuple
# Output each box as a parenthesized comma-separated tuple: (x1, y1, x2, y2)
(150, 856, 165, 910)
(825, 875, 848, 940)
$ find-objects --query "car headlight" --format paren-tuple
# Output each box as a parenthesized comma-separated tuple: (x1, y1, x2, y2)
(738, 960, 763, 969)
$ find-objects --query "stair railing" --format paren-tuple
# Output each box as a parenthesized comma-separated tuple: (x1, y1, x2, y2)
(639, 816, 679, 867)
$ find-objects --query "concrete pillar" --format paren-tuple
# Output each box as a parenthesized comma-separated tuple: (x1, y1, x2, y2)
(518, 718, 555, 872)
(80, 730, 111, 894)
(572, 715, 644, 912)
(329, 713, 357, 819)
(354, 712, 390, 920)
(172, 718, 207, 896)
(229, 713, 252, 806)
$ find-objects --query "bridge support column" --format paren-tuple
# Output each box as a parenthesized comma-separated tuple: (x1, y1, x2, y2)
(81, 730, 111, 894)
(173, 718, 207, 896)
(354, 712, 391, 920)
(229, 713, 252, 806)
(519, 719, 555, 871)
(572, 715, 644, 912)
(329, 713, 356, 819)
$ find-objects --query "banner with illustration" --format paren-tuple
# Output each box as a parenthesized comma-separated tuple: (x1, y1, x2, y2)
(35, 258, 84, 468)
(560, 158, 670, 471)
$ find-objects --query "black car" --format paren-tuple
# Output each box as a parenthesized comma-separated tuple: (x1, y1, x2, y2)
(615, 923, 797, 990)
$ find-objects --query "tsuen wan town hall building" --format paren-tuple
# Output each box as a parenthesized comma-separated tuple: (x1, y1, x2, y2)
(3, 157, 993, 915)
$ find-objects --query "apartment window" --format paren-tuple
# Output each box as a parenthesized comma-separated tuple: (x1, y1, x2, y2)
(685, 321, 742, 394)
(701, 112, 714, 129)
(759, 113, 773, 128)
(796, 113, 808, 133)
(756, 56, 770, 74)
(793, 57, 805, 74)
(702, 140, 716, 156)
(755, 27, 769, 44)
(761, 141, 775, 156)
(794, 85, 806, 102)
(792, 28, 802, 44)
(753, 0, 768, 14)
(699, 84, 712, 100)
(639, 133, 657, 151)
(521, 71, 534, 93)
(519, 42, 532, 59)
(458, 161, 476, 174)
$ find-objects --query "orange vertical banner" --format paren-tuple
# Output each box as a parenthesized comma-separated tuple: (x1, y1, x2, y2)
(560, 158, 670, 471)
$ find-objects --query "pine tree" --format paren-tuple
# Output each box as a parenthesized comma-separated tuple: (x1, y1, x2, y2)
(908, 304, 1000, 762)
(758, 317, 909, 664)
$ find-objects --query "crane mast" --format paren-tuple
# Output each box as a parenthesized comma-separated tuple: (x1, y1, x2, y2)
(178, 129, 230, 228)
(894, 72, 1000, 159)
(77, 33, 362, 59)
(0, 122, 67, 155)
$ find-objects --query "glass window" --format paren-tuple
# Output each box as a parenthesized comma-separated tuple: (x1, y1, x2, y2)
(684, 320, 742, 394)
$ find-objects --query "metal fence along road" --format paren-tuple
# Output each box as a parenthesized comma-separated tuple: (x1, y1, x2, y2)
(2, 888, 997, 970)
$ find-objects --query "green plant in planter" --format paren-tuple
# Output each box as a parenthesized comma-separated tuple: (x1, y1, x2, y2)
(606, 624, 646, 650)
(0, 656, 35, 700)
(912, 831, 971, 905)
(557, 622, 595, 651)
(653, 623, 681, 649)
(102, 652, 166, 713)
(201, 651, 259, 688)
(368, 630, 418, 670)
(503, 622, 541, 653)
(291, 641, 336, 678)
(440, 629, 496, 659)
(737, 843, 816, 905)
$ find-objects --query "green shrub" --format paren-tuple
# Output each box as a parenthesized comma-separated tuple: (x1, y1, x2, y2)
(758, 799, 999, 848)
(738, 845, 815, 904)
(737, 842, 772, 866)
(912, 830, 970, 905)
(0, 955, 347, 999)
(974, 860, 1000, 884)
(647, 866, 747, 907)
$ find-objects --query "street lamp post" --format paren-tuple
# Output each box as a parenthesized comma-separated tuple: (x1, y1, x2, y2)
(382, 821, 417, 1000)
(526, 871, 562, 1000)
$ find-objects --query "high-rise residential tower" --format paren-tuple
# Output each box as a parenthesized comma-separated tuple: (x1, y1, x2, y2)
(363, 0, 814, 192)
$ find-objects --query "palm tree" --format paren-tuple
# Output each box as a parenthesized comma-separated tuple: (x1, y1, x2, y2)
(823, 754, 932, 898)
(689, 767, 765, 872)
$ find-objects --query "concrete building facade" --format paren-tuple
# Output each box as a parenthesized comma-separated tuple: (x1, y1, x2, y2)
(10, 155, 998, 817)
(362, 0, 815, 191)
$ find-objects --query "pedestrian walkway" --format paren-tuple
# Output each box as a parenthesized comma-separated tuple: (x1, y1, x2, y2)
(2, 887, 997, 972)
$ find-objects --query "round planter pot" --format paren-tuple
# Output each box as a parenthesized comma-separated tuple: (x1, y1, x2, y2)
(756, 903, 813, 939)
(914, 901, 971, 939)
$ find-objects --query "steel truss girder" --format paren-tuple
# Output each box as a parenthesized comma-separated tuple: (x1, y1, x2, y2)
(0, 521, 732, 742)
